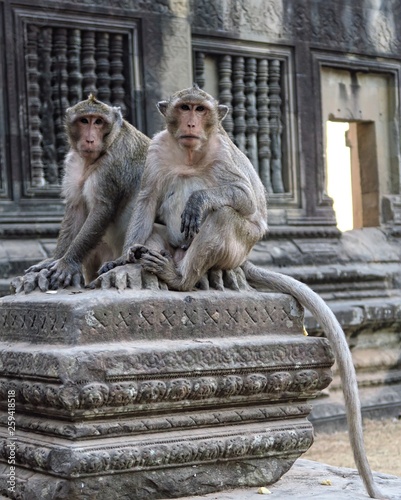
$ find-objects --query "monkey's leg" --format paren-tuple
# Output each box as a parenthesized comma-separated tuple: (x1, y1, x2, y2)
(137, 208, 259, 291)
(84, 241, 114, 283)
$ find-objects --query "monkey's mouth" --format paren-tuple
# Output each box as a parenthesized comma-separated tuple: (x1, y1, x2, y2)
(80, 148, 100, 155)
(180, 135, 200, 140)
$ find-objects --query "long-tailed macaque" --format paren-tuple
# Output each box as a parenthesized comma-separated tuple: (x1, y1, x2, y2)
(12, 95, 149, 293)
(99, 85, 384, 499)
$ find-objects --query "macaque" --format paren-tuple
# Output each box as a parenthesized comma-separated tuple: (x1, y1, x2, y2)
(12, 94, 149, 293)
(99, 85, 384, 499)
(99, 85, 268, 289)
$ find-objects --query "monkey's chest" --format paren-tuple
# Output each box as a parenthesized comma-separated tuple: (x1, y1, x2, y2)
(157, 176, 210, 247)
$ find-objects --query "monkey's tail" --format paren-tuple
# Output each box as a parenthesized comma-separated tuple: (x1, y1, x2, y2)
(242, 261, 385, 500)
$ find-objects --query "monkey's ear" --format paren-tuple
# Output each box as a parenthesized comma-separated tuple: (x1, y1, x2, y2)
(217, 104, 229, 121)
(157, 100, 169, 117)
(113, 106, 123, 126)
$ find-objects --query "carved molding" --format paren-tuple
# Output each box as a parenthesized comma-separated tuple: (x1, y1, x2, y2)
(0, 425, 313, 476)
(0, 367, 332, 412)
(0, 336, 333, 377)
(0, 403, 312, 439)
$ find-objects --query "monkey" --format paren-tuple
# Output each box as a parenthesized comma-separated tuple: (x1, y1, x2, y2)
(99, 85, 268, 288)
(98, 85, 385, 499)
(12, 94, 150, 293)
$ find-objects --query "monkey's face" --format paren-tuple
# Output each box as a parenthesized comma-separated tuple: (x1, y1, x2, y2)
(71, 115, 111, 160)
(168, 102, 216, 151)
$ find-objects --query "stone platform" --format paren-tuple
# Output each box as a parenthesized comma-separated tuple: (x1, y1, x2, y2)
(0, 289, 334, 499)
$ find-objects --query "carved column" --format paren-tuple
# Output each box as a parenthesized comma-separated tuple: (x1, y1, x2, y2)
(26, 25, 45, 188)
(38, 27, 58, 185)
(52, 28, 69, 169)
(67, 29, 83, 105)
(245, 57, 259, 173)
(81, 30, 97, 98)
(218, 54, 234, 139)
(257, 58, 273, 193)
(110, 34, 126, 114)
(269, 59, 285, 193)
(232, 56, 246, 152)
(195, 51, 205, 89)
(96, 32, 111, 103)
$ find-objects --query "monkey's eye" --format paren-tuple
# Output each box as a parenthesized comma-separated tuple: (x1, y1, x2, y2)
(196, 106, 205, 112)
(180, 104, 190, 111)
(94, 118, 103, 125)
(80, 117, 89, 124)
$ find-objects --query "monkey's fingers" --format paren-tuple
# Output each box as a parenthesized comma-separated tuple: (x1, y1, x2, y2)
(196, 275, 209, 290)
(49, 269, 65, 289)
(233, 267, 252, 290)
(23, 272, 39, 294)
(10, 276, 24, 294)
(92, 269, 118, 290)
(25, 259, 54, 274)
(223, 269, 240, 291)
(98, 257, 126, 276)
(208, 269, 224, 291)
(62, 273, 73, 288)
(38, 269, 50, 292)
(72, 272, 84, 288)
(180, 211, 200, 240)
(141, 269, 161, 291)
(98, 261, 114, 275)
(126, 264, 143, 289)
(140, 254, 167, 274)
(114, 269, 129, 291)
(100, 271, 115, 290)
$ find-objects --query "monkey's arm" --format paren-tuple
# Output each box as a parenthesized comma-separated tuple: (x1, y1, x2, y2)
(123, 178, 159, 253)
(47, 200, 117, 288)
(181, 180, 257, 239)
(97, 181, 158, 276)
(25, 201, 87, 274)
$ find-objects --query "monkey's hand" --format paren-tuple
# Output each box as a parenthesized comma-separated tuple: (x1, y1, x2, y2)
(25, 257, 56, 274)
(46, 258, 84, 289)
(180, 191, 208, 239)
(97, 256, 127, 276)
(10, 269, 53, 294)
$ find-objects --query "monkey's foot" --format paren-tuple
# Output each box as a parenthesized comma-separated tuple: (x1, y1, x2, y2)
(88, 263, 169, 291)
(98, 256, 127, 275)
(205, 268, 252, 291)
(10, 270, 51, 294)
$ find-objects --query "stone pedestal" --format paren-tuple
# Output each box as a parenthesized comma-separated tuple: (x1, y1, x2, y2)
(0, 289, 334, 499)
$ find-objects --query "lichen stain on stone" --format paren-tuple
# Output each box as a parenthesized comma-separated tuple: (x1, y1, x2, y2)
(85, 310, 103, 328)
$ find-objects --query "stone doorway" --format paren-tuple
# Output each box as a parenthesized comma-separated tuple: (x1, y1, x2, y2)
(326, 120, 380, 231)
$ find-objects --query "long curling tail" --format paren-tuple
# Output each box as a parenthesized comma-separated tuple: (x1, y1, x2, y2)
(242, 261, 386, 500)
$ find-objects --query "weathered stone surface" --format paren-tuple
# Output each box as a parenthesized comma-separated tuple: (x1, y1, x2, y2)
(175, 459, 401, 500)
(0, 289, 304, 344)
(0, 289, 334, 499)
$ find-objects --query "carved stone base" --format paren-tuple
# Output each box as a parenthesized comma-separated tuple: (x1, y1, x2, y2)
(0, 289, 334, 499)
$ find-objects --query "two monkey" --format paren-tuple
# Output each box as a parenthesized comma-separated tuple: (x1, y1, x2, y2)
(14, 88, 384, 499)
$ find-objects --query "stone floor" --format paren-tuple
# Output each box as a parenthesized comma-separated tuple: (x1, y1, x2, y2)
(171, 459, 401, 500)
